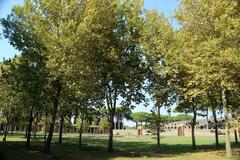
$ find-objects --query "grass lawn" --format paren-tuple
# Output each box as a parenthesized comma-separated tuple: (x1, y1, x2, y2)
(0, 133, 239, 160)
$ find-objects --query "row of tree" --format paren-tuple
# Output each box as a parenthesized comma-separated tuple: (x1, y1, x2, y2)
(0, 0, 239, 158)
(131, 112, 193, 128)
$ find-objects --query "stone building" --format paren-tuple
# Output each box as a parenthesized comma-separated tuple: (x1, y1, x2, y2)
(164, 118, 225, 131)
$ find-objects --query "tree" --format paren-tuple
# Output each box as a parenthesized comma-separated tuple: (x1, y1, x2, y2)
(207, 90, 221, 147)
(174, 0, 240, 157)
(172, 114, 193, 122)
(131, 112, 150, 128)
(68, 69, 103, 148)
(141, 10, 174, 152)
(0, 60, 20, 141)
(13, 55, 47, 148)
(1, 9, 48, 147)
(76, 0, 146, 152)
(175, 99, 197, 149)
(57, 89, 74, 144)
(1, 0, 86, 154)
(228, 92, 240, 145)
(99, 117, 109, 133)
(76, 98, 91, 148)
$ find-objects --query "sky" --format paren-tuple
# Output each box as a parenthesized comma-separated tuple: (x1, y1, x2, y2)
(0, 0, 24, 60)
(0, 0, 180, 126)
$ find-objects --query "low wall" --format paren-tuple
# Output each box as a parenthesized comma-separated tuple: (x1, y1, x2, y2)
(113, 129, 137, 136)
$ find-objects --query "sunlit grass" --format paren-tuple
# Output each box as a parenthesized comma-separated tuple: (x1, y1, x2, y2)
(0, 133, 239, 160)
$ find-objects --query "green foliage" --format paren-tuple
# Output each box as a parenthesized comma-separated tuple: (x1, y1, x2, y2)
(131, 112, 150, 123)
(171, 114, 193, 122)
(76, 119, 89, 133)
(99, 117, 109, 131)
(0, 60, 23, 127)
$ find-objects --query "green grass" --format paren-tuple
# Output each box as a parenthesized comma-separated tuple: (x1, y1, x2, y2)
(0, 133, 239, 160)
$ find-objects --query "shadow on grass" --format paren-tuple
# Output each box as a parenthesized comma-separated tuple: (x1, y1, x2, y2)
(0, 133, 239, 160)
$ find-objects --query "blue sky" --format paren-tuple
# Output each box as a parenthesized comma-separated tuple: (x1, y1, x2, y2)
(0, 1, 180, 124)
(0, 0, 24, 60)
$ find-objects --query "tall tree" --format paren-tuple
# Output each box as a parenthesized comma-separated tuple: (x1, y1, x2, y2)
(175, 0, 240, 157)
(1, 0, 85, 154)
(0, 60, 20, 142)
(207, 90, 221, 147)
(1, 1, 49, 148)
(76, 0, 146, 152)
(141, 10, 175, 152)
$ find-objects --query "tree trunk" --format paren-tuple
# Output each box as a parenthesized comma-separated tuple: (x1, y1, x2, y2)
(25, 124, 28, 138)
(44, 115, 48, 142)
(234, 129, 238, 145)
(135, 122, 138, 129)
(78, 117, 84, 148)
(232, 113, 238, 145)
(26, 119, 33, 148)
(33, 113, 39, 139)
(58, 116, 64, 144)
(10, 124, 13, 136)
(44, 83, 61, 154)
(0, 124, 2, 135)
(2, 124, 8, 141)
(212, 107, 219, 147)
(74, 108, 78, 124)
(108, 115, 114, 152)
(33, 123, 37, 139)
(191, 105, 197, 150)
(206, 107, 209, 130)
(156, 106, 161, 153)
(26, 106, 34, 148)
(222, 88, 232, 158)
(106, 87, 117, 152)
(44, 131, 47, 142)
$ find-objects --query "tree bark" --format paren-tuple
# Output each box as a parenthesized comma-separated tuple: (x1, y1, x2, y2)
(156, 106, 161, 153)
(33, 113, 39, 139)
(26, 106, 34, 148)
(44, 82, 61, 154)
(108, 113, 114, 152)
(191, 105, 197, 150)
(10, 124, 13, 136)
(74, 108, 78, 124)
(43, 114, 48, 142)
(44, 131, 47, 142)
(78, 117, 84, 148)
(212, 107, 219, 147)
(58, 116, 64, 144)
(25, 124, 28, 138)
(206, 107, 209, 130)
(222, 88, 232, 158)
(232, 113, 238, 145)
(135, 122, 138, 129)
(106, 85, 117, 152)
(0, 124, 2, 135)
(2, 124, 8, 141)
(33, 125, 37, 139)
(234, 129, 238, 145)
